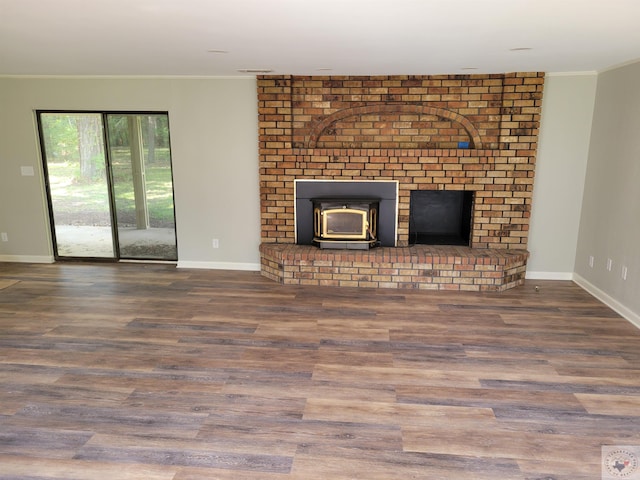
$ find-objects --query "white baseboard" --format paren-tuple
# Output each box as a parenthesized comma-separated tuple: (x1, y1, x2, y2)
(177, 261, 260, 271)
(525, 271, 574, 280)
(0, 255, 54, 264)
(573, 273, 640, 330)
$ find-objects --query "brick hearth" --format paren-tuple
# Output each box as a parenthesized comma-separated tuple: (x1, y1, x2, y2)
(261, 244, 528, 292)
(258, 73, 544, 291)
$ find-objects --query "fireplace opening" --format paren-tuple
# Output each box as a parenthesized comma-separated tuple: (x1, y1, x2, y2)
(295, 180, 398, 247)
(409, 191, 474, 246)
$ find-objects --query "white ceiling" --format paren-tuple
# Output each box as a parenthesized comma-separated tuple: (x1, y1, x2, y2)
(2, 0, 640, 77)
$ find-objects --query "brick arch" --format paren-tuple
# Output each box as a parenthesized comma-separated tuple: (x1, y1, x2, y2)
(307, 104, 482, 149)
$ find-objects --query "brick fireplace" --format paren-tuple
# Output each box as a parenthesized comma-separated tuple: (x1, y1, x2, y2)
(258, 73, 544, 291)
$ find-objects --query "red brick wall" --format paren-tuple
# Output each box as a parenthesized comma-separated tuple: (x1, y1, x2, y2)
(258, 73, 544, 249)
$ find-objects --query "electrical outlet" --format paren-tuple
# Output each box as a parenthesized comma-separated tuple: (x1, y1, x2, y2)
(622, 266, 628, 281)
(588, 255, 594, 268)
(212, 238, 219, 249)
(0, 232, 7, 242)
(20, 166, 34, 176)
(606, 258, 613, 271)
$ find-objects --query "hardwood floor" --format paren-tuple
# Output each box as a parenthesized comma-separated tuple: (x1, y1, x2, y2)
(0, 262, 639, 479)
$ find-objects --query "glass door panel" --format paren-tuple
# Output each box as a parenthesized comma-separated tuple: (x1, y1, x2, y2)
(39, 113, 115, 258)
(106, 114, 177, 260)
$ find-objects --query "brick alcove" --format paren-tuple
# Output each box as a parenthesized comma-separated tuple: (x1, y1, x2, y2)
(258, 73, 544, 291)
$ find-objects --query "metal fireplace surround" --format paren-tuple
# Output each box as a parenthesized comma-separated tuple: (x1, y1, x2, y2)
(295, 180, 398, 248)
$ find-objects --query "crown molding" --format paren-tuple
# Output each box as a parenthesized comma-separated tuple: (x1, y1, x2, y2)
(0, 74, 256, 80)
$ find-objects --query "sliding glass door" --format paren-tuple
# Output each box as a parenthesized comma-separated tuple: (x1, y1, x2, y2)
(106, 113, 177, 260)
(39, 113, 114, 258)
(38, 111, 177, 261)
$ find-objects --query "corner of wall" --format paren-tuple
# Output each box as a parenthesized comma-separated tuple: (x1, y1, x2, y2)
(573, 273, 640, 330)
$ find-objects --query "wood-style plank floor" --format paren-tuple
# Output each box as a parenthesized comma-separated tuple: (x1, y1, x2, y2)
(0, 262, 639, 479)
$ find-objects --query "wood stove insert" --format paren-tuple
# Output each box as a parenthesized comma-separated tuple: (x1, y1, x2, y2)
(294, 180, 398, 248)
(312, 197, 379, 249)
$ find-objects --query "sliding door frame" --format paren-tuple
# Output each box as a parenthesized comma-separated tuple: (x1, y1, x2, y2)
(36, 109, 177, 262)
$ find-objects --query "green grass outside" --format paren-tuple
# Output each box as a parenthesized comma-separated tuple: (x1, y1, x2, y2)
(47, 151, 175, 228)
